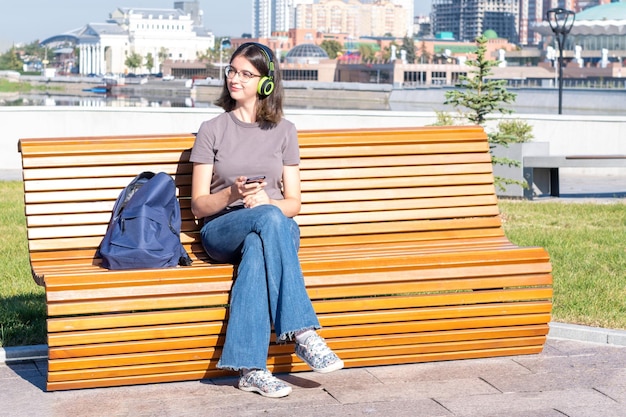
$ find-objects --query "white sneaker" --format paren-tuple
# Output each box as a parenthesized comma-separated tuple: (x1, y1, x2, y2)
(295, 333, 344, 373)
(238, 370, 292, 398)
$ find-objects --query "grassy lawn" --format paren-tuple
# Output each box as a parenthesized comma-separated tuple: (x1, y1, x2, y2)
(499, 200, 625, 330)
(0, 181, 46, 347)
(0, 78, 31, 93)
(0, 180, 624, 347)
(0, 78, 51, 93)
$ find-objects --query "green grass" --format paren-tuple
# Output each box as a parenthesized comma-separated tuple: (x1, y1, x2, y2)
(0, 181, 624, 347)
(0, 78, 57, 93)
(499, 200, 626, 330)
(0, 181, 46, 347)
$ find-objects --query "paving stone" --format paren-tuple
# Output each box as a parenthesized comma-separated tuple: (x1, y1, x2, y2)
(556, 404, 626, 417)
(365, 357, 532, 383)
(436, 388, 615, 416)
(0, 339, 623, 417)
(326, 377, 499, 404)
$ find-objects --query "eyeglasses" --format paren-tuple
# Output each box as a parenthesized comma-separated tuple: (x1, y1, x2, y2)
(224, 65, 261, 83)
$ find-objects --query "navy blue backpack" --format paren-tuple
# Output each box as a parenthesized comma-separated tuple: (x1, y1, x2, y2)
(98, 171, 192, 270)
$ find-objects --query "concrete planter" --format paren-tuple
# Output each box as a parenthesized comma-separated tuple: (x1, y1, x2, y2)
(492, 142, 550, 198)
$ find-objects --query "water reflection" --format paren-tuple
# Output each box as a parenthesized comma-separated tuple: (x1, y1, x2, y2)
(5, 92, 394, 111)
(4, 93, 203, 108)
(2, 88, 626, 116)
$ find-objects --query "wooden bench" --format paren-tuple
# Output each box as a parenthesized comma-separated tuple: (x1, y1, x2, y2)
(18, 126, 553, 391)
(523, 155, 626, 199)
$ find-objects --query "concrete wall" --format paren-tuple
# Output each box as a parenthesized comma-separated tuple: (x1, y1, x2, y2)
(2, 107, 625, 179)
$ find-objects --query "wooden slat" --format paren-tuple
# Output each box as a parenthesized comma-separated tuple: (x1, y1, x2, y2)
(46, 344, 546, 391)
(48, 325, 547, 361)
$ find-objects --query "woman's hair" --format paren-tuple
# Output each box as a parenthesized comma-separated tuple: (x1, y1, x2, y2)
(215, 42, 284, 128)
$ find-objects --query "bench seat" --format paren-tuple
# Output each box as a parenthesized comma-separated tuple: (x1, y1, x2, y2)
(18, 126, 552, 391)
(523, 154, 626, 198)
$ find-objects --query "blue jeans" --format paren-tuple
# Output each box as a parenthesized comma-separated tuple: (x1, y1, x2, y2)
(200, 204, 320, 371)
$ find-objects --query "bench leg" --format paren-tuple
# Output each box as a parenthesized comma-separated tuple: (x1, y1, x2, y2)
(549, 168, 560, 197)
(524, 167, 561, 199)
(523, 167, 534, 200)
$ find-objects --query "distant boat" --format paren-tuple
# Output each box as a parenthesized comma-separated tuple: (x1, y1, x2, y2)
(82, 86, 110, 94)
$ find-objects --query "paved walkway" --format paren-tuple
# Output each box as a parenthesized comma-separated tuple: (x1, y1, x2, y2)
(1, 335, 624, 417)
(1, 170, 623, 416)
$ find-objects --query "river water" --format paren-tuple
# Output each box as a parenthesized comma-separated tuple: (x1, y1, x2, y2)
(2, 84, 626, 116)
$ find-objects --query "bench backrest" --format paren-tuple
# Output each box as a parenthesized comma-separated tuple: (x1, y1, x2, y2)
(19, 126, 501, 280)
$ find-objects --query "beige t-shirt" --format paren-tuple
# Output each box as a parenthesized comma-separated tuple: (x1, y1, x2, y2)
(190, 112, 300, 210)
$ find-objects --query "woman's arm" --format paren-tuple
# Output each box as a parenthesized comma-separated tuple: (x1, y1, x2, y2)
(191, 163, 245, 219)
(270, 165, 301, 218)
(193, 163, 301, 219)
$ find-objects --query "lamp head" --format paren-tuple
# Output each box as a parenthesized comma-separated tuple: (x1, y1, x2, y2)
(547, 8, 576, 35)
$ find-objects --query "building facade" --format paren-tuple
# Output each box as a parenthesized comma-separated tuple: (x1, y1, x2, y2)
(519, 0, 543, 45)
(294, 0, 409, 38)
(432, 0, 520, 44)
(254, 0, 412, 39)
(41, 5, 214, 76)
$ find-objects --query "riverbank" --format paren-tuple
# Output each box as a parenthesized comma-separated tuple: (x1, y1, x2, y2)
(7, 76, 626, 115)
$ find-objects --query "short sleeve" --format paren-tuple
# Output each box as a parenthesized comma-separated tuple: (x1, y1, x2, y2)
(190, 120, 216, 164)
(282, 121, 300, 166)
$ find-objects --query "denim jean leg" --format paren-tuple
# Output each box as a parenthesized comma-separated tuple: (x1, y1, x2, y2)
(252, 206, 320, 341)
(200, 205, 320, 370)
(218, 232, 272, 370)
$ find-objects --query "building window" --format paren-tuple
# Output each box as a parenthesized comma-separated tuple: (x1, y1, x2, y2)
(451, 72, 466, 84)
(404, 71, 427, 84)
(431, 71, 447, 85)
(282, 69, 318, 81)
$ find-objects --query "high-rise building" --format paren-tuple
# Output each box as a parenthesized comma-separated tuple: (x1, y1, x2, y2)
(254, 0, 412, 39)
(390, 0, 415, 36)
(432, 0, 519, 44)
(519, 0, 543, 45)
(253, 0, 272, 38)
(253, 0, 310, 38)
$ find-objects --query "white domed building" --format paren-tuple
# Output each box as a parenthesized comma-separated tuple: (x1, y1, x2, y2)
(41, 6, 214, 76)
(284, 44, 329, 64)
(281, 44, 336, 82)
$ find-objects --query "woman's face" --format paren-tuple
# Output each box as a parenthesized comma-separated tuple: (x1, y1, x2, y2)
(227, 55, 261, 104)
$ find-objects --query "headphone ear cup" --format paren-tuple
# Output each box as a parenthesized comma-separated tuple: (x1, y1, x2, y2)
(257, 76, 275, 96)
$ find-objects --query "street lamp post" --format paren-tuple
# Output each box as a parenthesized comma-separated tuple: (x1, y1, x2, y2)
(219, 37, 231, 82)
(547, 8, 575, 115)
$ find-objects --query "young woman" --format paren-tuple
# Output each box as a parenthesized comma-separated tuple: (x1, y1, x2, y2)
(190, 42, 343, 398)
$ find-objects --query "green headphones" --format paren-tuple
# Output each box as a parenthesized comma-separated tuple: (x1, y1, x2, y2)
(242, 42, 275, 96)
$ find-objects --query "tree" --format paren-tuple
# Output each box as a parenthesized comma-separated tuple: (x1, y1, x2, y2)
(196, 47, 214, 62)
(319, 40, 343, 59)
(125, 51, 143, 73)
(444, 35, 516, 125)
(144, 53, 154, 73)
(158, 47, 169, 64)
(358, 44, 376, 62)
(440, 35, 533, 191)
(417, 41, 431, 64)
(22, 41, 47, 61)
(0, 46, 24, 71)
(401, 37, 416, 64)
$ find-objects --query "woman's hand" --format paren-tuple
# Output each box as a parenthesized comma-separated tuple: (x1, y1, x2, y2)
(235, 176, 269, 208)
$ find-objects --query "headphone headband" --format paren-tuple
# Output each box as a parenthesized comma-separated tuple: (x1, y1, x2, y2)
(239, 42, 275, 96)
(255, 43, 275, 79)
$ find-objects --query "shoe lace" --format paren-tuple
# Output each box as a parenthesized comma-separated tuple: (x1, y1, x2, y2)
(249, 370, 281, 390)
(305, 334, 332, 357)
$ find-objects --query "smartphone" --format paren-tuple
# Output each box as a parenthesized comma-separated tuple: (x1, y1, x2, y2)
(245, 175, 266, 184)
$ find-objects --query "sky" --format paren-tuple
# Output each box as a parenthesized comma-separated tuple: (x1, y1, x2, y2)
(0, 1, 431, 52)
